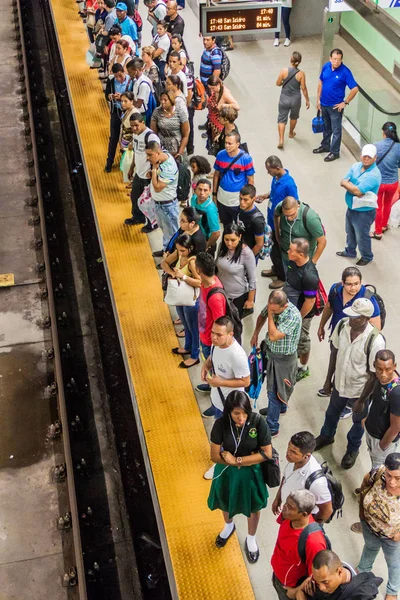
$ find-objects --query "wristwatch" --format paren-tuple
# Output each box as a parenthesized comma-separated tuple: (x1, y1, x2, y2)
(236, 456, 243, 464)
(182, 275, 187, 281)
(344, 101, 349, 105)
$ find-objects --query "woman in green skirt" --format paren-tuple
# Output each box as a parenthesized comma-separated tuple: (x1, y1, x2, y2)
(208, 390, 272, 564)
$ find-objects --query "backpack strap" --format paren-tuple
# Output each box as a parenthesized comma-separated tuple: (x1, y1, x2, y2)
(336, 317, 347, 338)
(304, 469, 326, 490)
(327, 282, 341, 305)
(282, 67, 300, 89)
(298, 522, 331, 564)
(301, 203, 310, 236)
(364, 327, 381, 372)
(376, 140, 396, 166)
(206, 286, 226, 304)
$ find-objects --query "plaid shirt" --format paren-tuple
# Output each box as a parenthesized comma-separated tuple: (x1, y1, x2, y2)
(260, 301, 301, 355)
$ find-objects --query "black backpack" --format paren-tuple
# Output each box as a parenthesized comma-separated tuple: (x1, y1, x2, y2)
(329, 283, 386, 329)
(220, 48, 230, 81)
(305, 462, 344, 523)
(298, 522, 332, 563)
(206, 287, 243, 345)
(177, 162, 191, 203)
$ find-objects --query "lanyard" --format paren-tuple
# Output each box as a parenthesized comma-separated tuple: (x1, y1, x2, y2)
(229, 417, 247, 456)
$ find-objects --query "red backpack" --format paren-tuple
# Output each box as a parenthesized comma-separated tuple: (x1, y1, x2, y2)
(133, 8, 143, 31)
(314, 280, 328, 316)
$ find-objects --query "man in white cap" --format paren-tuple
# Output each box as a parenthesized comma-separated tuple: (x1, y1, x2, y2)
(336, 144, 381, 266)
(314, 297, 385, 470)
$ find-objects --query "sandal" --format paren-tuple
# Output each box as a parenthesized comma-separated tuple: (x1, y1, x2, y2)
(382, 226, 389, 233)
(173, 318, 182, 325)
(176, 330, 185, 338)
(369, 231, 382, 240)
(172, 347, 189, 355)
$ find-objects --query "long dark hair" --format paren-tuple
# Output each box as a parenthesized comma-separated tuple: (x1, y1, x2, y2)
(175, 233, 195, 257)
(218, 222, 245, 264)
(167, 74, 183, 92)
(207, 75, 224, 103)
(223, 390, 252, 421)
(189, 155, 212, 175)
(382, 122, 399, 143)
(171, 33, 190, 60)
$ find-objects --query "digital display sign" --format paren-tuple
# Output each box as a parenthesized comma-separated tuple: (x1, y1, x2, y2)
(200, 2, 281, 36)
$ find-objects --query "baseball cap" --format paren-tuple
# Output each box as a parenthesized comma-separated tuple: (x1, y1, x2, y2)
(343, 298, 374, 318)
(361, 144, 377, 159)
(116, 2, 127, 10)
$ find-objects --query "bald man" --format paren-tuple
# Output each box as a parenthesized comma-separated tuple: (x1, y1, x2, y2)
(165, 0, 185, 37)
(296, 549, 382, 600)
(274, 197, 326, 278)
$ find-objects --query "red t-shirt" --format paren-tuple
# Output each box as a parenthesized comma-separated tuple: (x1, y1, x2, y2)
(271, 516, 327, 587)
(198, 278, 227, 346)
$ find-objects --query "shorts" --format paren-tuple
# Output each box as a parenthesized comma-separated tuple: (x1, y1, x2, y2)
(277, 96, 301, 124)
(298, 317, 312, 357)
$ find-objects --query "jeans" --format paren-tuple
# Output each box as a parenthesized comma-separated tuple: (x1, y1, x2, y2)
(201, 341, 211, 360)
(176, 303, 200, 360)
(106, 110, 122, 169)
(154, 200, 179, 250)
(358, 520, 400, 595)
(217, 201, 240, 228)
(321, 105, 343, 155)
(130, 174, 149, 223)
(266, 383, 286, 435)
(345, 208, 376, 262)
(275, 7, 291, 39)
(375, 182, 398, 235)
(320, 386, 368, 453)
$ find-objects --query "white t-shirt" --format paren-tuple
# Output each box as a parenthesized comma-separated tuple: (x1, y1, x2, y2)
(150, 152, 179, 202)
(148, 2, 167, 34)
(210, 341, 250, 412)
(331, 320, 386, 398)
(153, 33, 170, 61)
(281, 455, 332, 515)
(133, 74, 154, 114)
(109, 35, 136, 64)
(133, 128, 160, 180)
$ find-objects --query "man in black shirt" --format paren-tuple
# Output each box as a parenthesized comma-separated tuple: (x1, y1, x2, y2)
(165, 0, 185, 38)
(237, 184, 265, 259)
(297, 550, 382, 600)
(361, 349, 400, 468)
(283, 238, 319, 382)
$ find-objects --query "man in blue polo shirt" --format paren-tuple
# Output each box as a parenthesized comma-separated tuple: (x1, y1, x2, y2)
(336, 144, 381, 266)
(213, 132, 255, 227)
(257, 155, 298, 289)
(115, 2, 138, 41)
(313, 48, 358, 162)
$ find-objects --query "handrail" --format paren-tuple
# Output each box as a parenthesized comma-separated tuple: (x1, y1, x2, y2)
(358, 84, 400, 117)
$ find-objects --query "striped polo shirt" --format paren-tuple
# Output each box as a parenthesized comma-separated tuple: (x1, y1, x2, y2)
(199, 46, 222, 84)
(214, 149, 255, 193)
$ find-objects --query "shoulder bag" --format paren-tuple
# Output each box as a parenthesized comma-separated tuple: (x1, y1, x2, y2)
(282, 68, 299, 89)
(164, 277, 199, 306)
(256, 414, 281, 487)
(216, 151, 244, 192)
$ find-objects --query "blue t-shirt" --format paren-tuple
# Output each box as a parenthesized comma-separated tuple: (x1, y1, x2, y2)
(200, 47, 223, 85)
(113, 75, 132, 109)
(328, 283, 380, 331)
(344, 162, 382, 211)
(115, 16, 138, 40)
(375, 139, 400, 185)
(214, 150, 255, 193)
(268, 169, 298, 230)
(320, 62, 357, 106)
(190, 195, 220, 239)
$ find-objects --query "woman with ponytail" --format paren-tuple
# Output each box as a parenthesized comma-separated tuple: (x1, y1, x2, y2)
(371, 122, 400, 239)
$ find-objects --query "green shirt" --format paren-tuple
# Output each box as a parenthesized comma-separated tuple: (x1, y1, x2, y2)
(275, 202, 324, 257)
(260, 301, 301, 355)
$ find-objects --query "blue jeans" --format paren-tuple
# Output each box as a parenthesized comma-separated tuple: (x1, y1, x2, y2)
(201, 342, 211, 360)
(176, 303, 200, 360)
(345, 208, 376, 262)
(321, 105, 343, 155)
(275, 7, 291, 39)
(358, 520, 400, 595)
(320, 386, 368, 453)
(154, 200, 179, 250)
(266, 384, 286, 434)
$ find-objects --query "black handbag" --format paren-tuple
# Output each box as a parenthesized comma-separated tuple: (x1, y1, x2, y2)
(259, 446, 281, 488)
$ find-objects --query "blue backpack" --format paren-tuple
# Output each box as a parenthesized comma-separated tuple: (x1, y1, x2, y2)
(258, 220, 273, 261)
(246, 346, 267, 403)
(139, 80, 157, 127)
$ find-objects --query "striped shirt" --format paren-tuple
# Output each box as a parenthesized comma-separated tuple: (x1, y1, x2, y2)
(260, 301, 301, 355)
(200, 46, 222, 84)
(150, 152, 178, 202)
(214, 150, 255, 193)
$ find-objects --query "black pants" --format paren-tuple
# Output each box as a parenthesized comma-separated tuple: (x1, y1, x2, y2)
(275, 7, 292, 39)
(270, 231, 285, 281)
(232, 292, 248, 319)
(106, 110, 121, 170)
(187, 105, 195, 154)
(217, 200, 239, 228)
(130, 174, 150, 223)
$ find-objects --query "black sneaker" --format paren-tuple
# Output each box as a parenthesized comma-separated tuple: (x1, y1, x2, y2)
(314, 435, 335, 451)
(341, 450, 359, 470)
(356, 258, 372, 266)
(141, 224, 158, 233)
(104, 165, 112, 173)
(124, 217, 142, 225)
(152, 250, 164, 258)
(313, 146, 330, 154)
(324, 152, 340, 162)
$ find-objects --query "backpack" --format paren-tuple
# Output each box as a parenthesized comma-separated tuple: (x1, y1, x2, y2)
(314, 280, 328, 316)
(206, 287, 243, 345)
(301, 203, 326, 236)
(177, 162, 191, 203)
(138, 80, 157, 126)
(192, 78, 207, 110)
(220, 48, 230, 81)
(329, 283, 386, 330)
(165, 228, 182, 255)
(132, 8, 143, 31)
(305, 462, 345, 523)
(258, 220, 273, 261)
(336, 318, 383, 371)
(246, 346, 267, 402)
(298, 522, 332, 564)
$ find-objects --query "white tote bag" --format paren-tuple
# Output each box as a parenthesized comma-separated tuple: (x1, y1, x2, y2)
(352, 191, 378, 210)
(164, 279, 199, 307)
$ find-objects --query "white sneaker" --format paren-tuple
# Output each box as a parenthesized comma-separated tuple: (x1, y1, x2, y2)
(203, 464, 215, 480)
(273, 38, 279, 47)
(284, 38, 291, 47)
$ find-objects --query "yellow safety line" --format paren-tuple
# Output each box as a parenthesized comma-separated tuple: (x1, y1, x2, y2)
(50, 2, 256, 598)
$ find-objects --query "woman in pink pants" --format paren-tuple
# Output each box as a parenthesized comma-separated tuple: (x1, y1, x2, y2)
(371, 122, 400, 240)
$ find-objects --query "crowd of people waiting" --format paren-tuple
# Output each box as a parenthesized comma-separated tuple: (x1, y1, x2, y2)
(80, 2, 400, 597)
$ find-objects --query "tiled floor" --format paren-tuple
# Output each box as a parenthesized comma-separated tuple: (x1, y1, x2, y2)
(139, 8, 400, 598)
